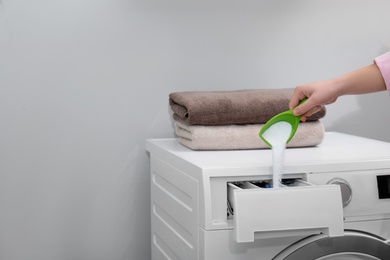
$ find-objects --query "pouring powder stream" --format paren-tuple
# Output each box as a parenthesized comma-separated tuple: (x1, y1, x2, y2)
(261, 121, 292, 188)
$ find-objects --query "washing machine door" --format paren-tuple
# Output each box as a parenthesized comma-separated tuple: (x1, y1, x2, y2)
(272, 231, 390, 260)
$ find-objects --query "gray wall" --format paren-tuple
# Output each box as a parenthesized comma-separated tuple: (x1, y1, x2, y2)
(1, 1, 390, 259)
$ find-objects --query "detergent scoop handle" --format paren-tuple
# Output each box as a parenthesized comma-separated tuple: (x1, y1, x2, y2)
(292, 97, 308, 118)
(296, 98, 308, 109)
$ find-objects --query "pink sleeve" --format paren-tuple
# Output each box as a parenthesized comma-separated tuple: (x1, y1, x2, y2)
(374, 52, 390, 91)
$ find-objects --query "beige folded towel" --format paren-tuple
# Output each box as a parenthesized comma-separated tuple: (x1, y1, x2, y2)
(174, 118, 325, 150)
(169, 89, 326, 126)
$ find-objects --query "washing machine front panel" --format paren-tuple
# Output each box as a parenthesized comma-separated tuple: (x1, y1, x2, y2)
(306, 169, 390, 222)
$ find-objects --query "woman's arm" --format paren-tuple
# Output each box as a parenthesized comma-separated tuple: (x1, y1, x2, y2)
(290, 54, 389, 121)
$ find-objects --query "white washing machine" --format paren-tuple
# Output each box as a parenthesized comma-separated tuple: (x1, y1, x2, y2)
(146, 132, 390, 260)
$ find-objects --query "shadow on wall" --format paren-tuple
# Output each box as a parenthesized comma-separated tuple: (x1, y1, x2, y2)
(328, 92, 390, 142)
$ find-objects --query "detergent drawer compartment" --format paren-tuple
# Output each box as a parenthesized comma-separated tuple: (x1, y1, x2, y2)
(227, 179, 344, 243)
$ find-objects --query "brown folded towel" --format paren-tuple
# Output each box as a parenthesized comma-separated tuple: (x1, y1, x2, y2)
(174, 117, 325, 150)
(169, 89, 326, 126)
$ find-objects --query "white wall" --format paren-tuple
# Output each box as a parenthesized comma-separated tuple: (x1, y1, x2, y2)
(1, 1, 390, 259)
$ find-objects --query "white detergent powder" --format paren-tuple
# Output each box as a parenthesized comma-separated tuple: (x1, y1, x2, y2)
(262, 121, 292, 188)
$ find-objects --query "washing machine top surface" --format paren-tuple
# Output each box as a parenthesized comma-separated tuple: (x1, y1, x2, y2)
(146, 132, 390, 174)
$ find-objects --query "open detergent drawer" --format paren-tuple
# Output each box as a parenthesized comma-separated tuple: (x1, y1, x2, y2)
(228, 179, 344, 243)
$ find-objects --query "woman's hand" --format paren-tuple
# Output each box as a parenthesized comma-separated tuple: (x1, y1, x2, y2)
(289, 80, 338, 121)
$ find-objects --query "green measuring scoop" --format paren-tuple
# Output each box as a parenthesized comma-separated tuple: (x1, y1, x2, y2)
(259, 98, 308, 147)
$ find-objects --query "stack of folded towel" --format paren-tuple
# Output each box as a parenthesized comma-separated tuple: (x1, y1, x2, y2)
(169, 89, 326, 150)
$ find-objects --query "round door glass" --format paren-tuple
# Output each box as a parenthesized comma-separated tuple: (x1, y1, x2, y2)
(317, 252, 381, 260)
(273, 231, 390, 260)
